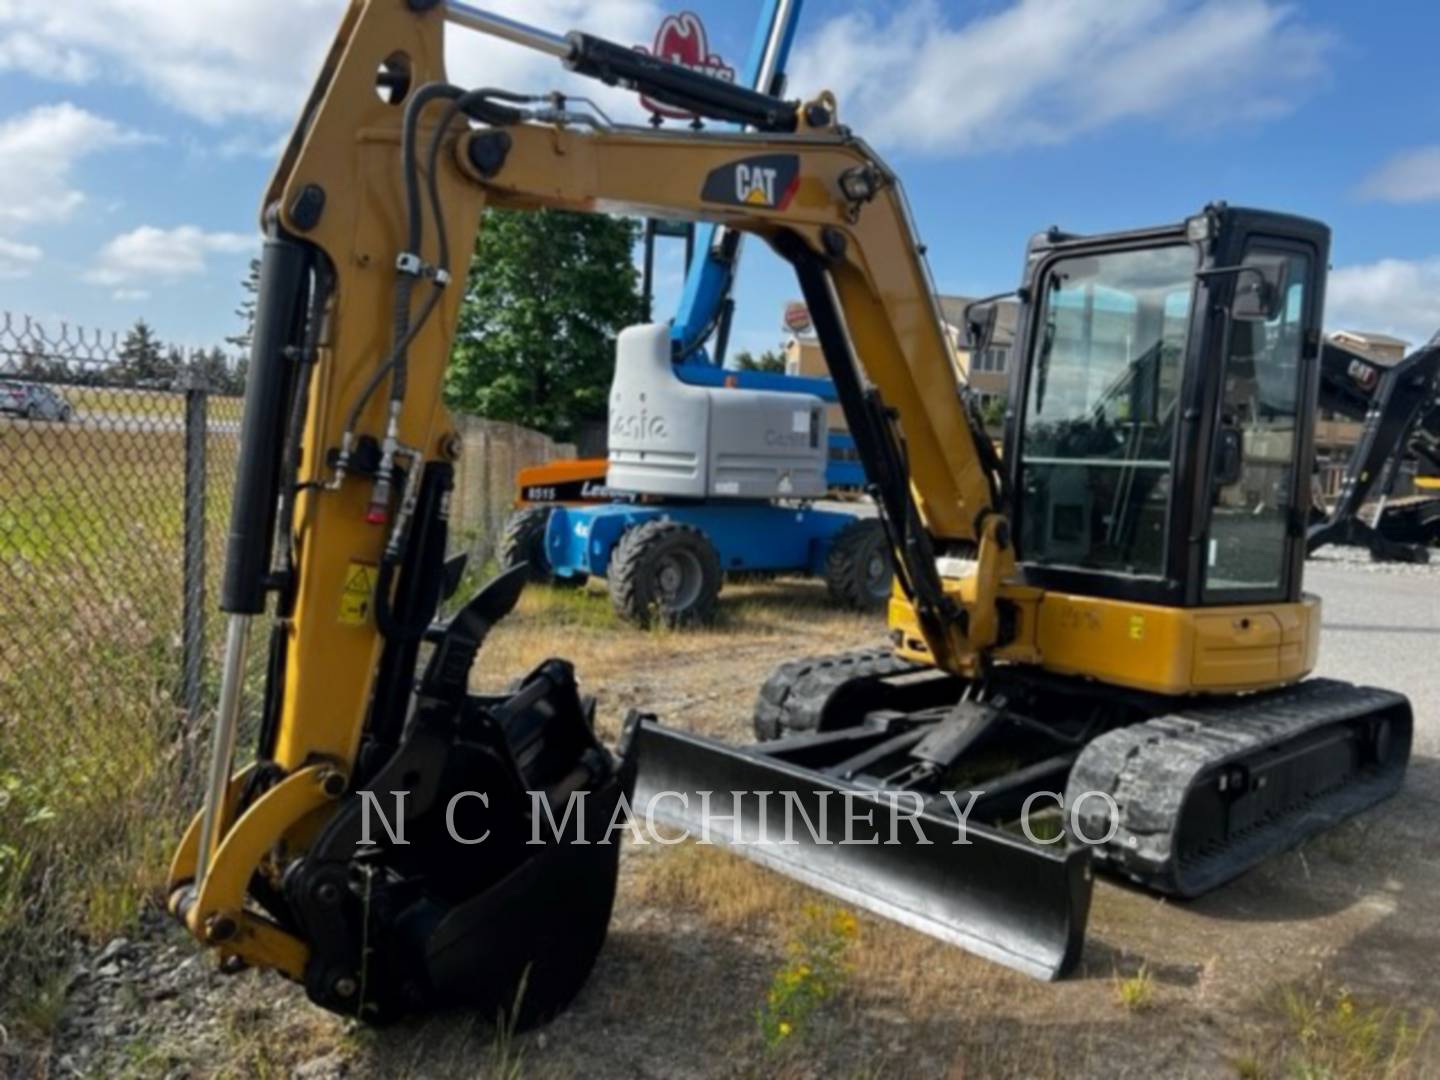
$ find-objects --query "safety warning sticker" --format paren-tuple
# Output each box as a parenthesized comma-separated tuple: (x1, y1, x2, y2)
(339, 562, 377, 626)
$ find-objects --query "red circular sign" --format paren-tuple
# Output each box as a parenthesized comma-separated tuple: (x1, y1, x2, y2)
(636, 12, 736, 121)
(783, 302, 813, 335)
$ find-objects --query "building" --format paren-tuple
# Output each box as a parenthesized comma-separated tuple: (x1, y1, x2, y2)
(781, 294, 1019, 431)
(937, 295, 1019, 421)
(778, 299, 1415, 503)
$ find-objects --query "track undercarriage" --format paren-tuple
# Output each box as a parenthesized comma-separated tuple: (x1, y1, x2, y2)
(634, 646, 1413, 979)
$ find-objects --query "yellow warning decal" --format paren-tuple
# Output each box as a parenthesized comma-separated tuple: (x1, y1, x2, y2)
(1128, 615, 1145, 641)
(339, 562, 377, 626)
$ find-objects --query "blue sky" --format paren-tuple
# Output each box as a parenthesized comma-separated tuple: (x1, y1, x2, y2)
(1, 0, 1437, 358)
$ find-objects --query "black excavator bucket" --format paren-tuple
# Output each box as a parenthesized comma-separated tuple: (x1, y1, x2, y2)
(279, 570, 640, 1029)
(629, 718, 1093, 980)
(288, 656, 637, 1028)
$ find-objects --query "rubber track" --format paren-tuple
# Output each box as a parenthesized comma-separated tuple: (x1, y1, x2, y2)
(1068, 678, 1411, 898)
(753, 647, 920, 741)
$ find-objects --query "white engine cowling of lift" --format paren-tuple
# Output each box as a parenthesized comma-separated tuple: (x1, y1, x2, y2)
(606, 324, 828, 501)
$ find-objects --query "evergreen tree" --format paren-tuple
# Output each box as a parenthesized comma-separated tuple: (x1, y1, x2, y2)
(116, 319, 164, 387)
(228, 258, 261, 352)
(734, 348, 787, 374)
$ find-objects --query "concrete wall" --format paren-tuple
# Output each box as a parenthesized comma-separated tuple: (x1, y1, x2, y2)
(450, 415, 575, 563)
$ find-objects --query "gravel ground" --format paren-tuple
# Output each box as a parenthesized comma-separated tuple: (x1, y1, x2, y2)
(18, 551, 1440, 1079)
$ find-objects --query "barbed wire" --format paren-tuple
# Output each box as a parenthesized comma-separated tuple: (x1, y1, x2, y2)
(0, 311, 246, 392)
(0, 312, 127, 375)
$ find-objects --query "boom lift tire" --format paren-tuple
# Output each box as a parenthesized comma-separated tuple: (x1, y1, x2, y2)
(609, 519, 722, 627)
(754, 647, 924, 740)
(823, 518, 893, 611)
(498, 506, 583, 585)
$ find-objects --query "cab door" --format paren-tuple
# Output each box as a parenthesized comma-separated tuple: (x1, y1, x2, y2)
(1203, 242, 1321, 604)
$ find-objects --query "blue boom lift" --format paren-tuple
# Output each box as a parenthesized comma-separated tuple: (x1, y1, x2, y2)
(499, 0, 891, 626)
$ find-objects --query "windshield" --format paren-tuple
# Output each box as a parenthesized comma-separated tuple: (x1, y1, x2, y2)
(1019, 244, 1196, 577)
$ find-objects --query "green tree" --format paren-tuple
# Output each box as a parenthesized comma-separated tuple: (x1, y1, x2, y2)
(230, 354, 249, 395)
(116, 319, 164, 387)
(228, 258, 261, 352)
(161, 346, 184, 386)
(445, 209, 644, 442)
(981, 395, 1008, 431)
(734, 348, 787, 374)
(184, 346, 233, 391)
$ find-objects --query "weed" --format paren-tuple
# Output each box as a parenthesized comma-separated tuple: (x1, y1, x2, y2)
(757, 903, 859, 1050)
(1113, 964, 1154, 1012)
(488, 967, 531, 1080)
(1236, 980, 1436, 1079)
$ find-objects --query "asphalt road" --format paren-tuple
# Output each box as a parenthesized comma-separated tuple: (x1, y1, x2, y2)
(0, 411, 240, 434)
(1307, 561, 1440, 756)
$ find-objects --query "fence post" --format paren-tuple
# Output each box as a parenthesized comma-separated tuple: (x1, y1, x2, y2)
(181, 371, 209, 727)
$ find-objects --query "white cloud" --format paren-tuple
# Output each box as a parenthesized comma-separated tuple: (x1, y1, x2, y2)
(0, 0, 664, 137)
(112, 289, 152, 302)
(789, 0, 1332, 155)
(0, 30, 95, 81)
(86, 226, 257, 288)
(1327, 257, 1440, 348)
(213, 131, 291, 161)
(0, 237, 42, 279)
(0, 103, 148, 229)
(1358, 146, 1440, 204)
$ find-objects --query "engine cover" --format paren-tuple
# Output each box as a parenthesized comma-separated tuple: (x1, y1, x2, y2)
(607, 324, 828, 500)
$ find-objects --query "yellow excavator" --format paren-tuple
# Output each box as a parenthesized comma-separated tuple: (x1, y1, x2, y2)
(169, 0, 1413, 1027)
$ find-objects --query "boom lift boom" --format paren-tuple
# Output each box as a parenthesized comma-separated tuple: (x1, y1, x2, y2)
(171, 0, 1413, 1026)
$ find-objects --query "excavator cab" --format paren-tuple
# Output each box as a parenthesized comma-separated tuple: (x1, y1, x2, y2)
(1007, 207, 1327, 611)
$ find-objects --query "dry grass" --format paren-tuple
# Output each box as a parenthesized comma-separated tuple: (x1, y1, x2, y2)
(1231, 980, 1436, 1080)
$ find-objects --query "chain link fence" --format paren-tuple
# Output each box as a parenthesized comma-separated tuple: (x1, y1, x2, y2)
(0, 312, 570, 1002)
(0, 315, 255, 754)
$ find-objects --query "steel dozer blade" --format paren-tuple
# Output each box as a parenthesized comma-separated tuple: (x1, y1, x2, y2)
(628, 717, 1093, 980)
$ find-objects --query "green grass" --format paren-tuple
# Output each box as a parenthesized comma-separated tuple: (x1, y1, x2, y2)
(1113, 964, 1154, 1012)
(0, 417, 248, 1035)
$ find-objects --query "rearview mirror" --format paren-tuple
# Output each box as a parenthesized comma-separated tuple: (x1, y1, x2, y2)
(1229, 256, 1289, 323)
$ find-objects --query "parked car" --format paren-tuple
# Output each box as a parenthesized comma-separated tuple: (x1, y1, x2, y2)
(0, 381, 73, 422)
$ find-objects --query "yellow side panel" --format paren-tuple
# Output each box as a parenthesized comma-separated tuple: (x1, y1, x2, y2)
(1034, 593, 1192, 692)
(891, 582, 1321, 697)
(1189, 611, 1283, 686)
(1034, 592, 1320, 694)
